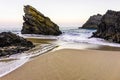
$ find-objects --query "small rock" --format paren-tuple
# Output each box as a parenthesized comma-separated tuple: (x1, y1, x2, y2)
(0, 32, 34, 56)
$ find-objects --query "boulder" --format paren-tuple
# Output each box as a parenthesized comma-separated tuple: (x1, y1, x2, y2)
(92, 10, 120, 43)
(80, 14, 102, 29)
(0, 32, 34, 56)
(21, 5, 62, 35)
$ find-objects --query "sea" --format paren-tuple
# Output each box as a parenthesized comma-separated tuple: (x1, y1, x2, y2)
(0, 27, 120, 77)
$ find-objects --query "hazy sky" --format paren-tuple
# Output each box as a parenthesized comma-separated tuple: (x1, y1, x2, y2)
(0, 0, 120, 29)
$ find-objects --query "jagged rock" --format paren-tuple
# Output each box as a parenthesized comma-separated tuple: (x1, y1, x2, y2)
(0, 32, 34, 56)
(21, 5, 62, 35)
(80, 14, 102, 29)
(92, 10, 120, 43)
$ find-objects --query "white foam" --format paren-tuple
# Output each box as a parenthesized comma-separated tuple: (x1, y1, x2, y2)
(0, 58, 29, 77)
(0, 44, 57, 78)
(59, 29, 120, 47)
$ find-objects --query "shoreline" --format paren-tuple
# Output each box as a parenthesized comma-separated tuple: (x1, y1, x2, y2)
(27, 38, 120, 51)
(0, 37, 120, 79)
(1, 49, 120, 80)
(0, 43, 58, 78)
(26, 38, 57, 44)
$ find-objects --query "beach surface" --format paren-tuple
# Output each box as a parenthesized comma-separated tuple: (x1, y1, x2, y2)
(1, 49, 120, 80)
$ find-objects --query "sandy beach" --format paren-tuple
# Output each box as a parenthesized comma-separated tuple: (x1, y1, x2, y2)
(1, 0, 120, 80)
(1, 49, 120, 80)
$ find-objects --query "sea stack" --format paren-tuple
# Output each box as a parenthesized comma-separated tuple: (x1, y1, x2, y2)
(92, 10, 120, 43)
(0, 32, 34, 56)
(80, 14, 102, 29)
(21, 5, 62, 35)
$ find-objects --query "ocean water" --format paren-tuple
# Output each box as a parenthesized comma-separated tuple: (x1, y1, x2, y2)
(0, 27, 120, 77)
(59, 29, 120, 47)
(16, 27, 120, 47)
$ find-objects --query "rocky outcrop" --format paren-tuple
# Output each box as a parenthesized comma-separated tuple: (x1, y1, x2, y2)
(21, 5, 62, 35)
(0, 32, 34, 56)
(92, 10, 120, 43)
(80, 14, 102, 29)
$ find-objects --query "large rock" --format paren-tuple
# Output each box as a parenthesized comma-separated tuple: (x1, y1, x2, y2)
(21, 5, 62, 35)
(80, 14, 102, 29)
(0, 32, 34, 56)
(92, 10, 120, 43)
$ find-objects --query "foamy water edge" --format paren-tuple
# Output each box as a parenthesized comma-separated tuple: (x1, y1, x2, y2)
(0, 44, 57, 78)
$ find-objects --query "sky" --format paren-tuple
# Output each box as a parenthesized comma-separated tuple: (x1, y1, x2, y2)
(0, 0, 120, 30)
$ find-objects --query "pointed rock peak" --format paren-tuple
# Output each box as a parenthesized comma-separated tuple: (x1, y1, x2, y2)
(21, 5, 62, 35)
(24, 5, 44, 17)
(81, 14, 102, 29)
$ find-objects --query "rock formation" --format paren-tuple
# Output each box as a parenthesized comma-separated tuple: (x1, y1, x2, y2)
(21, 5, 62, 35)
(0, 32, 34, 56)
(80, 14, 102, 29)
(92, 10, 120, 43)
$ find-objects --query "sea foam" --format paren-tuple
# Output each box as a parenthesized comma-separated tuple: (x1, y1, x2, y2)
(0, 44, 57, 77)
(59, 29, 120, 47)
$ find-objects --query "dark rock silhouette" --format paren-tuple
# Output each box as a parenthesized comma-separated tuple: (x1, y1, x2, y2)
(80, 14, 102, 29)
(0, 32, 34, 56)
(21, 5, 62, 35)
(92, 10, 120, 43)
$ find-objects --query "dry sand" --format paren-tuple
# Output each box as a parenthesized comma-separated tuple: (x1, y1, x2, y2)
(1, 49, 120, 80)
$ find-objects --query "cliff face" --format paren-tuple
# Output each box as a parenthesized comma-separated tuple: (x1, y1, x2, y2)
(81, 14, 102, 29)
(92, 10, 120, 43)
(21, 5, 62, 35)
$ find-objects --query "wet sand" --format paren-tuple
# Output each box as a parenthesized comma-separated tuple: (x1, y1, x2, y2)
(1, 49, 120, 80)
(26, 38, 56, 43)
(27, 38, 120, 51)
(88, 45, 120, 51)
